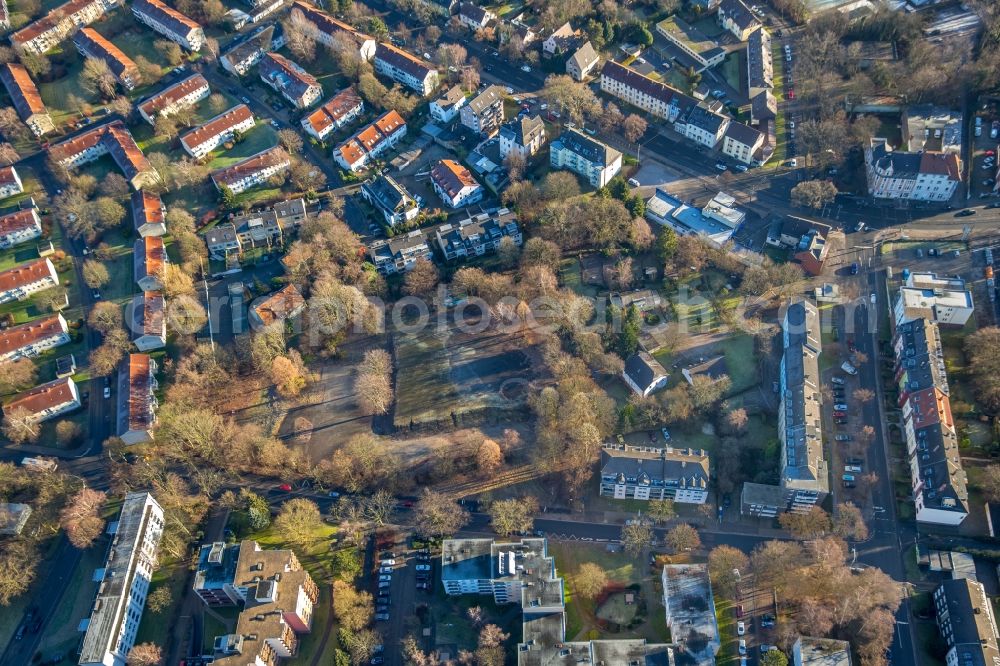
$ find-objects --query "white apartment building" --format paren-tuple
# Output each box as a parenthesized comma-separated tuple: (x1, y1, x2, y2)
(10, 0, 122, 55)
(430, 159, 483, 208)
(0, 314, 70, 362)
(374, 42, 439, 96)
(211, 147, 291, 194)
(259, 52, 322, 109)
(430, 85, 467, 124)
(290, 0, 377, 61)
(0, 257, 58, 304)
(599, 444, 710, 503)
(368, 232, 432, 274)
(679, 105, 729, 148)
(0, 165, 23, 199)
(4, 377, 80, 423)
(549, 128, 622, 188)
(132, 0, 205, 51)
(865, 138, 961, 202)
(894, 272, 974, 326)
(180, 104, 255, 158)
(600, 61, 695, 123)
(137, 74, 210, 125)
(434, 209, 521, 260)
(220, 25, 275, 77)
(0, 208, 42, 249)
(0, 63, 55, 136)
(78, 492, 164, 666)
(498, 114, 546, 159)
(721, 121, 764, 164)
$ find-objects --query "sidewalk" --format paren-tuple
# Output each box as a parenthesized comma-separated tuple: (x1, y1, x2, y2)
(538, 507, 790, 540)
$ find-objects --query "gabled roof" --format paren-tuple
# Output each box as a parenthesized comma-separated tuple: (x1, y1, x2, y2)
(499, 114, 545, 146)
(431, 159, 479, 197)
(719, 0, 760, 30)
(568, 41, 598, 70)
(291, 0, 374, 47)
(212, 146, 290, 187)
(723, 120, 763, 147)
(135, 236, 165, 282)
(5, 377, 76, 417)
(138, 73, 209, 118)
(0, 63, 46, 119)
(12, 0, 116, 45)
(253, 284, 305, 327)
(180, 104, 253, 151)
(0, 209, 39, 237)
(467, 85, 504, 114)
(133, 291, 165, 338)
(375, 42, 436, 81)
(553, 128, 621, 167)
(623, 351, 667, 391)
(434, 84, 466, 110)
(74, 28, 139, 83)
(123, 353, 156, 432)
(303, 87, 363, 135)
(131, 190, 164, 232)
(259, 52, 320, 101)
(0, 314, 66, 358)
(458, 2, 491, 23)
(919, 151, 961, 181)
(133, 0, 202, 37)
(0, 258, 54, 294)
(221, 25, 273, 68)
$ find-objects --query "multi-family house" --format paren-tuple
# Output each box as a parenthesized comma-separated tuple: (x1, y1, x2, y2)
(250, 284, 306, 329)
(301, 87, 364, 141)
(73, 28, 140, 90)
(116, 354, 158, 445)
(0, 313, 70, 362)
(137, 73, 210, 125)
(0, 63, 55, 136)
(131, 291, 166, 351)
(543, 22, 579, 56)
(0, 258, 58, 304)
(791, 638, 853, 666)
(131, 190, 166, 238)
(894, 272, 974, 327)
(498, 114, 546, 160)
(211, 146, 291, 194)
(374, 42, 439, 96)
(460, 84, 505, 137)
(600, 61, 697, 124)
(361, 174, 420, 227)
(599, 443, 710, 503)
(865, 137, 961, 202)
(933, 578, 1000, 666)
(678, 104, 729, 148)
(656, 16, 725, 71)
(457, 2, 495, 30)
(290, 0, 377, 61)
(746, 28, 772, 99)
(48, 121, 160, 190)
(134, 236, 165, 292)
(205, 198, 305, 256)
(233, 0, 285, 26)
(434, 208, 521, 260)
(721, 121, 764, 164)
(550, 127, 622, 188)
(662, 564, 721, 664)
(259, 52, 322, 109)
(180, 104, 256, 158)
(368, 231, 432, 274)
(0, 208, 42, 249)
(431, 159, 483, 208)
(741, 299, 829, 518)
(78, 493, 164, 666)
(566, 41, 599, 81)
(4, 377, 80, 423)
(333, 110, 406, 172)
(893, 318, 968, 525)
(0, 165, 23, 199)
(430, 84, 467, 124)
(718, 0, 761, 40)
(132, 0, 204, 51)
(194, 540, 319, 665)
(10, 0, 123, 55)
(622, 351, 669, 397)
(220, 25, 274, 77)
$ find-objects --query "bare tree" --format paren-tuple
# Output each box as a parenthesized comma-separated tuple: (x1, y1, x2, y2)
(665, 523, 701, 553)
(486, 496, 537, 536)
(574, 562, 608, 599)
(60, 488, 107, 549)
(274, 498, 323, 547)
(413, 488, 470, 537)
(622, 113, 648, 143)
(356, 348, 393, 415)
(126, 643, 163, 666)
(621, 522, 652, 555)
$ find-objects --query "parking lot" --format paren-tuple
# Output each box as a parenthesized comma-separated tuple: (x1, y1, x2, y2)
(371, 544, 435, 665)
(734, 576, 779, 664)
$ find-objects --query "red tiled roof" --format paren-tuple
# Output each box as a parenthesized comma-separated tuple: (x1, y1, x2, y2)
(131, 190, 163, 230)
(180, 104, 253, 152)
(5, 377, 76, 417)
(0, 258, 54, 294)
(374, 110, 405, 136)
(303, 87, 362, 135)
(0, 209, 40, 238)
(12, 0, 112, 45)
(0, 166, 18, 189)
(431, 159, 477, 197)
(336, 139, 365, 167)
(0, 63, 47, 119)
(74, 27, 139, 83)
(125, 353, 155, 431)
(140, 236, 165, 279)
(138, 291, 165, 337)
(0, 315, 66, 358)
(48, 121, 154, 181)
(291, 0, 373, 44)
(211, 146, 290, 187)
(919, 151, 961, 181)
(253, 284, 305, 327)
(911, 386, 953, 430)
(133, 0, 201, 36)
(138, 73, 209, 117)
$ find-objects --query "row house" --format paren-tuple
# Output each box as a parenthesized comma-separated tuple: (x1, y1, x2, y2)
(746, 28, 772, 99)
(434, 208, 521, 260)
(132, 0, 205, 51)
(234, 0, 285, 26)
(333, 110, 406, 172)
(301, 87, 364, 141)
(250, 284, 305, 329)
(73, 28, 141, 91)
(0, 208, 42, 249)
(498, 114, 545, 160)
(5, 376, 80, 423)
(0, 63, 55, 136)
(10, 0, 123, 55)
(0, 314, 70, 362)
(721, 121, 764, 165)
(373, 42, 439, 96)
(204, 198, 306, 256)
(549, 127, 622, 188)
(718, 0, 761, 41)
(137, 73, 210, 125)
(368, 231, 432, 274)
(865, 137, 961, 202)
(599, 444, 710, 504)
(130, 291, 166, 351)
(134, 235, 165, 292)
(678, 104, 728, 148)
(131, 190, 166, 238)
(430, 85, 467, 124)
(194, 540, 318, 665)
(48, 121, 160, 190)
(460, 84, 505, 137)
(430, 159, 483, 208)
(78, 493, 164, 666)
(290, 0, 377, 61)
(259, 52, 322, 109)
(180, 104, 255, 158)
(211, 146, 291, 194)
(116, 353, 158, 445)
(0, 258, 59, 304)
(360, 174, 420, 227)
(600, 61, 696, 124)
(933, 579, 1000, 666)
(0, 165, 23, 199)
(220, 25, 275, 77)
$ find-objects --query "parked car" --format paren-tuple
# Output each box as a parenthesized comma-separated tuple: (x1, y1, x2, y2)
(761, 614, 776, 628)
(379, 566, 393, 574)
(835, 435, 852, 442)
(845, 465, 863, 473)
(415, 564, 431, 572)
(278, 483, 292, 491)
(661, 427, 671, 441)
(835, 418, 848, 425)
(850, 262, 859, 275)
(378, 581, 390, 589)
(736, 604, 744, 618)
(831, 376, 845, 385)
(833, 411, 847, 418)
(739, 640, 747, 656)
(378, 575, 392, 582)
(103, 386, 111, 399)
(834, 403, 848, 411)
(737, 621, 746, 636)
(956, 209, 976, 217)
(380, 559, 396, 566)
(520, 64, 531, 72)
(735, 165, 748, 172)
(628, 178, 640, 187)
(375, 613, 390, 621)
(715, 163, 728, 171)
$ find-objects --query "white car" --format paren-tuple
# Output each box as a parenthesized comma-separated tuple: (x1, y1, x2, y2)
(378, 575, 392, 582)
(737, 621, 746, 636)
(739, 640, 747, 655)
(380, 559, 396, 566)
(103, 387, 111, 399)
(520, 64, 531, 72)
(627, 178, 640, 187)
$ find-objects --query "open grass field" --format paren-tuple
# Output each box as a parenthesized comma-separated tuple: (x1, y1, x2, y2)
(719, 51, 743, 93)
(393, 317, 542, 429)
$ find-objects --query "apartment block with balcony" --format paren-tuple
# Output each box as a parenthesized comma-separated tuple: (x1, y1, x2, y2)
(0, 257, 58, 304)
(117, 353, 158, 445)
(132, 0, 204, 51)
(0, 208, 41, 249)
(4, 377, 80, 423)
(599, 443, 710, 504)
(180, 104, 256, 158)
(460, 84, 505, 137)
(434, 208, 521, 260)
(0, 63, 55, 136)
(549, 128, 622, 188)
(137, 73, 210, 124)
(211, 147, 291, 194)
(10, 0, 122, 55)
(259, 52, 322, 109)
(933, 578, 1000, 666)
(600, 61, 697, 124)
(0, 314, 70, 362)
(373, 42, 439, 96)
(361, 174, 420, 227)
(865, 138, 961, 202)
(368, 231, 432, 274)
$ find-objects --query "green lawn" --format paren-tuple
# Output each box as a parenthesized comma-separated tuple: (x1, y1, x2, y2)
(206, 124, 280, 171)
(721, 333, 757, 394)
(134, 556, 190, 648)
(719, 52, 743, 93)
(34, 539, 108, 662)
(770, 44, 787, 165)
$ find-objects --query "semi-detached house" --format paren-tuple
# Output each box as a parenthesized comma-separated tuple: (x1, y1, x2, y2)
(0, 314, 70, 362)
(10, 0, 122, 55)
(0, 258, 59, 304)
(180, 104, 255, 158)
(374, 43, 439, 96)
(220, 25, 274, 77)
(301, 87, 364, 141)
(0, 208, 42, 249)
(4, 377, 81, 424)
(0, 63, 55, 136)
(290, 0, 377, 61)
(131, 190, 166, 238)
(0, 165, 23, 199)
(73, 28, 141, 91)
(137, 73, 210, 125)
(259, 52, 322, 109)
(117, 353, 158, 445)
(132, 0, 205, 51)
(211, 146, 291, 194)
(333, 110, 406, 172)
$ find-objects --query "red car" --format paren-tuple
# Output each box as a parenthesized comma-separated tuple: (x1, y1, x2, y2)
(987, 150, 996, 156)
(278, 483, 292, 491)
(833, 411, 847, 418)
(787, 89, 795, 99)
(736, 605, 744, 618)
